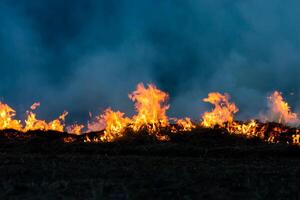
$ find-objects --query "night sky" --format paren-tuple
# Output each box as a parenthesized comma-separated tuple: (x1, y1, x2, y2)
(1, 0, 300, 123)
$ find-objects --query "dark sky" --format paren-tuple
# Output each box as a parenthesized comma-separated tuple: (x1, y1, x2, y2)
(1, 0, 300, 123)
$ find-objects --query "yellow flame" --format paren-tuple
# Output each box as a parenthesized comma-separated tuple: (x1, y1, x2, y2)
(24, 103, 68, 132)
(0, 102, 22, 131)
(176, 117, 196, 132)
(129, 83, 169, 133)
(201, 92, 239, 128)
(292, 133, 300, 144)
(66, 124, 85, 135)
(48, 111, 68, 132)
(227, 120, 265, 138)
(100, 108, 131, 142)
(2, 86, 300, 146)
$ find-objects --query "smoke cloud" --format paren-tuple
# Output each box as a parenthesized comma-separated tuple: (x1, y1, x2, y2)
(1, 0, 300, 123)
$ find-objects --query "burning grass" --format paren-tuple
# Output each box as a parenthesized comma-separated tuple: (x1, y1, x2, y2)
(0, 120, 299, 147)
(2, 84, 300, 198)
(1, 83, 300, 146)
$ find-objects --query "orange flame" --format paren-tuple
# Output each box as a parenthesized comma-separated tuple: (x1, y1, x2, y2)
(129, 83, 169, 133)
(202, 92, 239, 128)
(66, 124, 85, 135)
(0, 102, 22, 131)
(2, 83, 300, 146)
(292, 133, 300, 144)
(176, 117, 196, 132)
(24, 103, 68, 132)
(263, 91, 300, 125)
(100, 108, 131, 142)
(227, 120, 265, 138)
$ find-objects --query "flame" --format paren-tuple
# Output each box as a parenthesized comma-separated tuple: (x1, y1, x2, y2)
(66, 124, 85, 135)
(129, 83, 169, 134)
(227, 120, 265, 138)
(0, 102, 69, 132)
(263, 91, 299, 125)
(2, 83, 300, 146)
(176, 117, 196, 132)
(292, 133, 300, 144)
(99, 108, 131, 142)
(30, 102, 40, 110)
(24, 112, 47, 131)
(48, 111, 68, 132)
(201, 92, 239, 128)
(0, 102, 22, 131)
(84, 135, 101, 143)
(24, 103, 68, 132)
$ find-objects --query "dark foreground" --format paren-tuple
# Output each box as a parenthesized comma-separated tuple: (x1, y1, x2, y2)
(1, 129, 300, 200)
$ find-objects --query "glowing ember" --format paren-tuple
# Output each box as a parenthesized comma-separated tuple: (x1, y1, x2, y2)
(262, 91, 300, 125)
(227, 120, 264, 138)
(30, 102, 40, 110)
(292, 133, 300, 144)
(84, 135, 101, 143)
(129, 83, 170, 134)
(201, 92, 239, 128)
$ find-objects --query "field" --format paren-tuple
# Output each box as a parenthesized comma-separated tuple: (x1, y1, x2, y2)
(0, 129, 300, 199)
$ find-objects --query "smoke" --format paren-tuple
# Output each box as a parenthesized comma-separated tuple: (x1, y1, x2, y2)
(1, 0, 300, 123)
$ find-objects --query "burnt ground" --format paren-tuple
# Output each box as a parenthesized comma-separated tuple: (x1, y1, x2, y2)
(0, 129, 300, 199)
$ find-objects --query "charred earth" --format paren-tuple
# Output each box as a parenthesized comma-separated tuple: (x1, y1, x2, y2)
(0, 127, 300, 199)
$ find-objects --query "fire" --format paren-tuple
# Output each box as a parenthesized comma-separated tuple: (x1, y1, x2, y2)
(48, 111, 68, 132)
(24, 112, 47, 131)
(292, 133, 300, 144)
(129, 83, 169, 133)
(2, 83, 300, 146)
(227, 120, 265, 138)
(66, 124, 85, 135)
(201, 92, 239, 128)
(85, 83, 171, 142)
(0, 102, 69, 132)
(30, 102, 40, 110)
(263, 91, 299, 125)
(0, 102, 22, 131)
(24, 103, 68, 132)
(176, 117, 196, 132)
(100, 108, 130, 142)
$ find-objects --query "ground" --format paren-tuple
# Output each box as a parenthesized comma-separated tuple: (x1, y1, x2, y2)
(0, 129, 300, 199)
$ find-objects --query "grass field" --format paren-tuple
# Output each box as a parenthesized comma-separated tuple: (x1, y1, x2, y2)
(0, 129, 300, 199)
